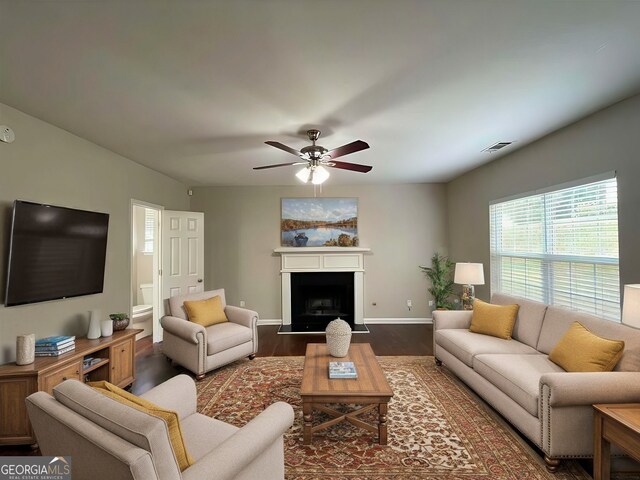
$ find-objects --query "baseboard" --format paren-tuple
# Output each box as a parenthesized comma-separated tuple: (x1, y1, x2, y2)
(257, 319, 283, 326)
(257, 318, 432, 326)
(364, 317, 432, 325)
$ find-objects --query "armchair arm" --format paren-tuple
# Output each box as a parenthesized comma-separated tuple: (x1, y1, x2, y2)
(160, 315, 206, 344)
(433, 310, 472, 331)
(540, 372, 640, 407)
(140, 374, 196, 419)
(182, 402, 294, 480)
(225, 305, 259, 329)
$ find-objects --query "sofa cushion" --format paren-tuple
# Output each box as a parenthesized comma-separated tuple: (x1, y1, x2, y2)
(474, 354, 564, 417)
(184, 295, 229, 327)
(89, 380, 194, 471)
(169, 289, 227, 320)
(548, 321, 625, 372)
(435, 329, 538, 367)
(53, 380, 182, 480)
(181, 412, 239, 461)
(538, 306, 640, 371)
(206, 322, 253, 355)
(469, 300, 519, 339)
(491, 293, 548, 349)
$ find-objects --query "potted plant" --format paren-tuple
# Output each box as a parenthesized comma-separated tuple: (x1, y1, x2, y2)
(109, 313, 130, 331)
(420, 253, 455, 310)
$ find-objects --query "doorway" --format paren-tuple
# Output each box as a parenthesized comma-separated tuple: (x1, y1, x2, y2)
(131, 201, 163, 343)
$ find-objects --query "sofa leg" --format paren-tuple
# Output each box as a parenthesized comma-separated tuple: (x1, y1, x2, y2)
(544, 456, 561, 472)
(248, 353, 256, 360)
(435, 358, 442, 366)
(196, 373, 205, 381)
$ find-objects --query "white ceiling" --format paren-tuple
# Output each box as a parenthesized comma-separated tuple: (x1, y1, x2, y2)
(2, 0, 640, 186)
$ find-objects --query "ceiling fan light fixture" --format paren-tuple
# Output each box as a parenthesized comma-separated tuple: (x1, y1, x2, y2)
(295, 166, 311, 183)
(311, 165, 330, 185)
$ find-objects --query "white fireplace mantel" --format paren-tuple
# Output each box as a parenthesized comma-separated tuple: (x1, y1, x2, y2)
(274, 247, 370, 327)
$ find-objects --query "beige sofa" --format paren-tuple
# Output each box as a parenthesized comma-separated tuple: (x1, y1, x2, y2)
(433, 293, 640, 471)
(161, 289, 258, 379)
(26, 374, 294, 480)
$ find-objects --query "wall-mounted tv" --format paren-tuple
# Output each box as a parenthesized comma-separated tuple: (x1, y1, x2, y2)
(5, 200, 110, 307)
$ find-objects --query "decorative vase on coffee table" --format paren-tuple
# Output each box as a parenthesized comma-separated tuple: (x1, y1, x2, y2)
(325, 318, 352, 357)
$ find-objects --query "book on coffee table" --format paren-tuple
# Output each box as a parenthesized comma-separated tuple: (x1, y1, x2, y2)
(329, 361, 357, 379)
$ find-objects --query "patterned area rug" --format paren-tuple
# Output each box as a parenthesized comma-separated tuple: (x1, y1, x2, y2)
(196, 356, 590, 480)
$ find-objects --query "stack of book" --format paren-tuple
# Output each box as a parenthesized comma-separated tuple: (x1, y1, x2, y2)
(329, 361, 358, 379)
(35, 335, 76, 357)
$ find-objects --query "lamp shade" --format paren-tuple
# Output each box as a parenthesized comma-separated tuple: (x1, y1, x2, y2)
(454, 263, 485, 285)
(622, 284, 640, 328)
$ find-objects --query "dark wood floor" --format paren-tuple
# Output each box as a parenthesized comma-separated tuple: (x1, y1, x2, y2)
(0, 324, 431, 456)
(131, 324, 432, 394)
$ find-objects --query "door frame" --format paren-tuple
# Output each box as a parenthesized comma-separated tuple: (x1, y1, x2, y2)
(130, 199, 164, 343)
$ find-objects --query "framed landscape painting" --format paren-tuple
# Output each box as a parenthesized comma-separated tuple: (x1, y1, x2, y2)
(281, 198, 358, 247)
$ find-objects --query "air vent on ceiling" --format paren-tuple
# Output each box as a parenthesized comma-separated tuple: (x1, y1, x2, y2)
(483, 141, 513, 153)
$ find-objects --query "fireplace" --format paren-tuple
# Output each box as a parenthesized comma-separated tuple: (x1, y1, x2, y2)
(275, 247, 370, 334)
(291, 272, 354, 331)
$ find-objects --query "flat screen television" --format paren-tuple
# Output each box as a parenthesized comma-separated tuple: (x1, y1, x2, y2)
(5, 200, 110, 307)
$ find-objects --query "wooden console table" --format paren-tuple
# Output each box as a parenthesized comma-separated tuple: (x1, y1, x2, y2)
(0, 329, 141, 446)
(593, 403, 640, 480)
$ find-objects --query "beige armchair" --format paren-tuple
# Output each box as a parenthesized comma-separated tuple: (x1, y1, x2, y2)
(26, 375, 294, 480)
(161, 289, 258, 379)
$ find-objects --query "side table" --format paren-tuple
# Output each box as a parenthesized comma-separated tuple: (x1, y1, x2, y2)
(593, 403, 640, 480)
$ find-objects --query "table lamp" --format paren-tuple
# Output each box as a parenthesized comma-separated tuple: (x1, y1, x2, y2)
(454, 263, 485, 310)
(622, 284, 640, 328)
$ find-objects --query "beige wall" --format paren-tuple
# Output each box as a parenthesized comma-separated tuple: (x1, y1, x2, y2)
(446, 93, 640, 302)
(190, 184, 448, 321)
(0, 103, 189, 363)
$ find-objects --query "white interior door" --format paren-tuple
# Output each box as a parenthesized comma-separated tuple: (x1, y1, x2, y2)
(161, 211, 205, 319)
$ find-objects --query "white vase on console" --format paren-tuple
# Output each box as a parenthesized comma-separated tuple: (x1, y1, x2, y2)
(87, 310, 102, 339)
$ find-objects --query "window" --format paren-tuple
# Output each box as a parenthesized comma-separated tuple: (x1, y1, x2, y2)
(143, 208, 155, 254)
(489, 174, 620, 321)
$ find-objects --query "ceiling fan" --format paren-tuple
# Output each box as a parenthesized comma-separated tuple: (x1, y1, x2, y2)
(254, 129, 372, 184)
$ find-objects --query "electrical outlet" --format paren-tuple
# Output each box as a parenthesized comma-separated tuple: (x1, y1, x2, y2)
(407, 300, 412, 308)
(428, 300, 434, 307)
(240, 300, 245, 307)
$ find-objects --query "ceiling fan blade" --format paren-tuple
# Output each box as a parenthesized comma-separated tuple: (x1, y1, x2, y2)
(326, 140, 369, 160)
(265, 141, 301, 157)
(328, 160, 373, 173)
(253, 162, 306, 170)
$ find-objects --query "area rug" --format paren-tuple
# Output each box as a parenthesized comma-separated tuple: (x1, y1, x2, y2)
(196, 356, 590, 480)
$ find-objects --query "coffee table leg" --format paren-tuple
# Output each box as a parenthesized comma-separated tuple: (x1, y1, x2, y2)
(378, 402, 388, 445)
(303, 401, 313, 445)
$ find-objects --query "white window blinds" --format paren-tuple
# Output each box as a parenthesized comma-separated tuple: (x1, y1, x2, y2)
(489, 175, 620, 321)
(144, 209, 155, 253)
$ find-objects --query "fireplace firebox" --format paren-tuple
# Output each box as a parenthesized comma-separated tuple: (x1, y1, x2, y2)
(291, 272, 354, 332)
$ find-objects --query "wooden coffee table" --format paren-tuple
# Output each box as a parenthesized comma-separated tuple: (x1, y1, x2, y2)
(300, 343, 393, 445)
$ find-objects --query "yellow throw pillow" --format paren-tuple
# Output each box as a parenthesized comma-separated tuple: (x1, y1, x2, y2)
(549, 321, 625, 372)
(469, 299, 519, 340)
(89, 381, 194, 471)
(183, 295, 228, 327)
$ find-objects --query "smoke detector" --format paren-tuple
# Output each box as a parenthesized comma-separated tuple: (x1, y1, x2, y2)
(0, 126, 15, 144)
